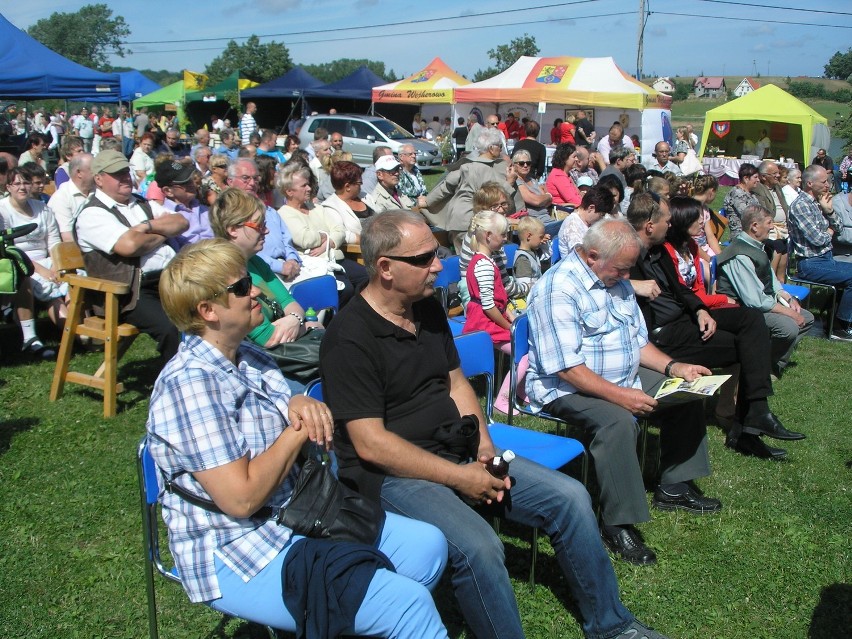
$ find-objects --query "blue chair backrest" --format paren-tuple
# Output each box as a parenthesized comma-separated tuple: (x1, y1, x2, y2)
(305, 380, 324, 401)
(454, 330, 495, 379)
(717, 207, 727, 218)
(290, 275, 339, 313)
(435, 255, 461, 289)
(503, 243, 519, 268)
(550, 238, 561, 264)
(511, 313, 530, 365)
(140, 441, 160, 506)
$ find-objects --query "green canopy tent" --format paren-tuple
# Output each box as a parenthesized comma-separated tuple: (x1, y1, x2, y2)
(698, 84, 830, 165)
(132, 80, 187, 130)
(184, 71, 259, 131)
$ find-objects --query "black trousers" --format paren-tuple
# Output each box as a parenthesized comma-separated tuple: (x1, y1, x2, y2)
(123, 285, 180, 362)
(650, 307, 773, 417)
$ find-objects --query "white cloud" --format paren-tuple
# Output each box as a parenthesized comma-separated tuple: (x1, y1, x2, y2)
(650, 26, 667, 37)
(770, 39, 804, 49)
(743, 24, 775, 36)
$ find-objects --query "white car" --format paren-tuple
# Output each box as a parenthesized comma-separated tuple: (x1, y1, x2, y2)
(299, 114, 441, 168)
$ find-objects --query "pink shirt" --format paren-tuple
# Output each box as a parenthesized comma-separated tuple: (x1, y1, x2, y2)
(546, 168, 582, 206)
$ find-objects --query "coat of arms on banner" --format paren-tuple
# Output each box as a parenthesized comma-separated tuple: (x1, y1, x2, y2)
(712, 121, 731, 138)
(535, 65, 567, 84)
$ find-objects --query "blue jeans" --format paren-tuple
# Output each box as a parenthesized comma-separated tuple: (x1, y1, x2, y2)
(209, 512, 449, 638)
(381, 455, 634, 639)
(798, 251, 852, 322)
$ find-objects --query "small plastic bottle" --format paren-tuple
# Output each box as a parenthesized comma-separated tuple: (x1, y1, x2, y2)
(486, 450, 515, 479)
(305, 307, 318, 323)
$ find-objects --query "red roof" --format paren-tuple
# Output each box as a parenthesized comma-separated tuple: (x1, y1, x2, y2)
(694, 76, 725, 89)
(744, 77, 760, 90)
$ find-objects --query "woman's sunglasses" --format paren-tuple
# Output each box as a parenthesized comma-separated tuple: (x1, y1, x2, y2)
(214, 275, 253, 298)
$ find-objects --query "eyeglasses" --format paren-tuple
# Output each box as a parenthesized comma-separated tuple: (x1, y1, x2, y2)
(234, 174, 260, 182)
(382, 248, 439, 267)
(211, 164, 228, 169)
(8, 181, 31, 188)
(486, 121, 499, 126)
(214, 275, 252, 298)
(490, 201, 509, 212)
(513, 161, 532, 167)
(380, 168, 401, 175)
(243, 220, 267, 233)
(399, 152, 415, 156)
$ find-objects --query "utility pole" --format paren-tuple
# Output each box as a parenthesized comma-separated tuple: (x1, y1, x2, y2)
(636, 0, 646, 80)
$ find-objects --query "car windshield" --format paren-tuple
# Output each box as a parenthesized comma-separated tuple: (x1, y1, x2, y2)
(372, 119, 414, 140)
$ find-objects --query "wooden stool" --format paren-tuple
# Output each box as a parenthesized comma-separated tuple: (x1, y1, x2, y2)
(49, 242, 139, 418)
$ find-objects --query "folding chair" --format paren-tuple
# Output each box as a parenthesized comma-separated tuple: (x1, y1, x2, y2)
(454, 330, 585, 585)
(136, 438, 282, 639)
(49, 242, 139, 418)
(290, 275, 339, 325)
(786, 252, 837, 336)
(550, 237, 562, 264)
(505, 314, 588, 484)
(434, 255, 466, 331)
(503, 242, 519, 272)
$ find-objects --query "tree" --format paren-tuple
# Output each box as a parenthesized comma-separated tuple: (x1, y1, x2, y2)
(473, 34, 540, 82)
(205, 35, 292, 85)
(824, 49, 852, 82)
(673, 82, 690, 101)
(302, 59, 395, 84)
(27, 4, 130, 71)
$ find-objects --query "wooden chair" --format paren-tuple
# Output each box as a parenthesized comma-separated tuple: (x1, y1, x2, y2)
(342, 242, 364, 265)
(49, 242, 139, 418)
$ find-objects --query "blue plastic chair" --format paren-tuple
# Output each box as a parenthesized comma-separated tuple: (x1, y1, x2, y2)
(454, 330, 585, 584)
(434, 255, 461, 312)
(550, 238, 561, 264)
(503, 242, 519, 270)
(289, 275, 339, 322)
(136, 439, 283, 639)
(781, 283, 809, 302)
(706, 255, 718, 294)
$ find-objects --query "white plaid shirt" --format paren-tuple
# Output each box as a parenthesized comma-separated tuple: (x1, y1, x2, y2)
(526, 249, 648, 411)
(146, 335, 296, 603)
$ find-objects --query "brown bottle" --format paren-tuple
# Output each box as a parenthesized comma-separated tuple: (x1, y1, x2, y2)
(486, 450, 516, 479)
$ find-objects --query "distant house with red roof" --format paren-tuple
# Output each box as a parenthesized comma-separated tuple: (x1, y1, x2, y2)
(733, 77, 760, 97)
(651, 77, 676, 94)
(693, 76, 726, 98)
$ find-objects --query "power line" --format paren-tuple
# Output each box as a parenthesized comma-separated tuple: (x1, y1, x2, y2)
(655, 10, 852, 28)
(692, 0, 852, 16)
(124, 0, 603, 45)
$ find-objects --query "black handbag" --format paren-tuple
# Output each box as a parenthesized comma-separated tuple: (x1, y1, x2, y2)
(264, 329, 325, 383)
(163, 451, 384, 545)
(277, 455, 385, 544)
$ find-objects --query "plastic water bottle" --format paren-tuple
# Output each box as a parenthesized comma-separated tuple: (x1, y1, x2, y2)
(486, 450, 516, 479)
(305, 307, 318, 323)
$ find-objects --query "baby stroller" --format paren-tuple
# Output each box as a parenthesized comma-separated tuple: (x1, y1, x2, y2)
(0, 222, 37, 296)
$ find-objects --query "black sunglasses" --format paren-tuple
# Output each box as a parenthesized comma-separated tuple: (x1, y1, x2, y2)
(513, 161, 532, 167)
(382, 248, 438, 267)
(214, 275, 252, 298)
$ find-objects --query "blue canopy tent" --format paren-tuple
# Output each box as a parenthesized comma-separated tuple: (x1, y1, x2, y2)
(0, 12, 121, 100)
(303, 66, 386, 101)
(242, 66, 323, 99)
(83, 71, 161, 103)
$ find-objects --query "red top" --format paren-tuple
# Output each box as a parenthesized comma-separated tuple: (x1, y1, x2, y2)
(463, 253, 511, 344)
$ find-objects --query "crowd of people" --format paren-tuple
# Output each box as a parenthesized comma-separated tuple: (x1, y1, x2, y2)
(2, 100, 851, 639)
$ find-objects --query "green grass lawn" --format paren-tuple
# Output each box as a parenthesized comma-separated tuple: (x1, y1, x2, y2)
(1, 303, 850, 638)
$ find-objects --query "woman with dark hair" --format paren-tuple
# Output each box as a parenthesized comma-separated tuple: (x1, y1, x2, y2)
(549, 118, 563, 145)
(255, 155, 279, 208)
(664, 196, 736, 307)
(621, 163, 647, 215)
(545, 142, 581, 213)
(597, 173, 625, 217)
(18, 133, 47, 171)
(321, 160, 373, 245)
(722, 163, 760, 240)
(282, 135, 301, 161)
(690, 174, 724, 281)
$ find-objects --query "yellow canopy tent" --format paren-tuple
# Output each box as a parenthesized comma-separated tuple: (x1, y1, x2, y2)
(371, 57, 470, 104)
(698, 84, 830, 165)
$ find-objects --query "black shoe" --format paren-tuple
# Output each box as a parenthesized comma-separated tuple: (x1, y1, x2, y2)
(726, 433, 787, 460)
(601, 525, 657, 566)
(652, 482, 722, 514)
(831, 325, 852, 342)
(21, 337, 56, 361)
(743, 412, 805, 441)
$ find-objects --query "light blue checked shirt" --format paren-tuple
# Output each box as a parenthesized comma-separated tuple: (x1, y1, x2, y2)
(526, 249, 648, 411)
(146, 335, 297, 603)
(788, 190, 840, 259)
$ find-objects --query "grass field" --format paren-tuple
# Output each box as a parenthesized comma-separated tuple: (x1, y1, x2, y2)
(1, 273, 850, 638)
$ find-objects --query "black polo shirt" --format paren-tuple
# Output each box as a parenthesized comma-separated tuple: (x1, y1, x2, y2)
(321, 293, 462, 498)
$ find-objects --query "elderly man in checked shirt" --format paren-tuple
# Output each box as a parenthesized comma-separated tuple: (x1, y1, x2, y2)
(526, 218, 720, 567)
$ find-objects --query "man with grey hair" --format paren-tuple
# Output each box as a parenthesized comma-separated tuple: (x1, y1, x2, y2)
(644, 141, 681, 175)
(226, 158, 302, 282)
(427, 127, 516, 251)
(48, 152, 94, 242)
(397, 143, 428, 208)
(527, 216, 718, 566)
(322, 209, 673, 639)
(788, 164, 852, 341)
(309, 138, 331, 182)
(156, 128, 190, 159)
(570, 145, 601, 185)
(752, 160, 789, 275)
(599, 147, 631, 190)
(463, 113, 483, 155)
(191, 128, 210, 154)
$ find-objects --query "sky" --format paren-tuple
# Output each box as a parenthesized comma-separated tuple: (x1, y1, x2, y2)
(3, 0, 851, 82)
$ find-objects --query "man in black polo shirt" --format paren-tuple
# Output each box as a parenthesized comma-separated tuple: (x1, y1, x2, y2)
(321, 209, 669, 639)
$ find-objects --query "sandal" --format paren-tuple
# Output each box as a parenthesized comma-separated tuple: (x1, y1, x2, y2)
(22, 337, 57, 361)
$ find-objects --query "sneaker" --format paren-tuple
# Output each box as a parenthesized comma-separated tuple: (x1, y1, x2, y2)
(830, 325, 852, 342)
(22, 337, 57, 361)
(610, 620, 670, 639)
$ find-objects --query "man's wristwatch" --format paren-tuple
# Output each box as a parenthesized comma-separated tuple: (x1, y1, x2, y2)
(664, 360, 676, 377)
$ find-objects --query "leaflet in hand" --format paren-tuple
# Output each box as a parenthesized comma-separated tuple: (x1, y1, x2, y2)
(654, 375, 732, 404)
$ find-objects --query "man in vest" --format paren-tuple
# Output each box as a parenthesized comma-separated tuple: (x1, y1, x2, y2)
(716, 205, 814, 380)
(74, 150, 187, 363)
